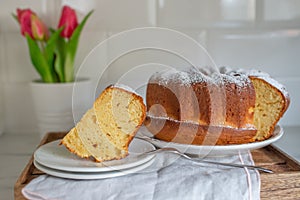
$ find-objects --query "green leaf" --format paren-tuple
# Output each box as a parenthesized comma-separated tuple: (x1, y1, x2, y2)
(26, 34, 56, 83)
(64, 10, 93, 82)
(44, 27, 65, 82)
(44, 27, 63, 67)
(12, 13, 19, 24)
(54, 36, 66, 82)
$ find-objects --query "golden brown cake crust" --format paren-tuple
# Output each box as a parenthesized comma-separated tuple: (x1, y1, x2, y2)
(144, 116, 257, 145)
(146, 68, 256, 129)
(146, 67, 257, 145)
(145, 67, 289, 145)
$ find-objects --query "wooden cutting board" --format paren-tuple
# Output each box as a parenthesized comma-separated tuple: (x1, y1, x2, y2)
(14, 132, 300, 200)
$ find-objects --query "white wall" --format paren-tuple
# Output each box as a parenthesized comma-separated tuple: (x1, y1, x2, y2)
(0, 0, 299, 134)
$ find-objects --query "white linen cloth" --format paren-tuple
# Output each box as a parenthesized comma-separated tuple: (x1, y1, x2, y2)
(23, 152, 260, 200)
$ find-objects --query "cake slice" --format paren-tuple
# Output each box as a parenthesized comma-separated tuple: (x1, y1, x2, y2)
(249, 74, 290, 140)
(60, 127, 90, 159)
(60, 85, 146, 162)
(94, 85, 146, 152)
(61, 109, 126, 162)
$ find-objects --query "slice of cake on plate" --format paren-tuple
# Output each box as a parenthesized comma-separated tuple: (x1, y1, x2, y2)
(61, 85, 146, 162)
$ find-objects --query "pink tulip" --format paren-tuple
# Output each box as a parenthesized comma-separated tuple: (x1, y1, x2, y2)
(31, 15, 49, 40)
(17, 8, 34, 38)
(58, 6, 78, 39)
(16, 8, 49, 41)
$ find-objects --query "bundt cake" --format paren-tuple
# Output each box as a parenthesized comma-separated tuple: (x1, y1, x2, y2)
(61, 85, 146, 162)
(144, 67, 289, 145)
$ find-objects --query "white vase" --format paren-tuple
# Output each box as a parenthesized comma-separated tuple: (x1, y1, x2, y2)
(30, 78, 93, 138)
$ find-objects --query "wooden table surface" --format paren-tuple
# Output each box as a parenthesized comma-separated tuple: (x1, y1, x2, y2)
(14, 132, 300, 200)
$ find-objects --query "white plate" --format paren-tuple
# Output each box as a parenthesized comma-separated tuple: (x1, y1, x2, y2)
(139, 125, 284, 157)
(34, 138, 155, 172)
(34, 157, 155, 180)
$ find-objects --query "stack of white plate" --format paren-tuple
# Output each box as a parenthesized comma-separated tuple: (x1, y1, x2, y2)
(34, 138, 156, 180)
(34, 125, 284, 179)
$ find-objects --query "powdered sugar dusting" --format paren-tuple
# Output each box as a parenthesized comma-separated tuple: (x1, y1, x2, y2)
(236, 68, 290, 99)
(150, 66, 289, 98)
(248, 70, 290, 99)
(218, 67, 289, 97)
(151, 66, 252, 88)
(229, 74, 251, 87)
(151, 68, 209, 86)
(213, 72, 251, 88)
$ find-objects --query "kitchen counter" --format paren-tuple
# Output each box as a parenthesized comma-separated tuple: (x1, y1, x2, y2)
(1, 126, 299, 200)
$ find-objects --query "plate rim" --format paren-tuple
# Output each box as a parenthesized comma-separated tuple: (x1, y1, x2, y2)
(33, 157, 155, 180)
(34, 138, 156, 172)
(140, 125, 284, 155)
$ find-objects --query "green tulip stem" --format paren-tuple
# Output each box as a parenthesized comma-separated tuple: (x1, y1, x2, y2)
(64, 51, 74, 82)
(63, 10, 93, 82)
